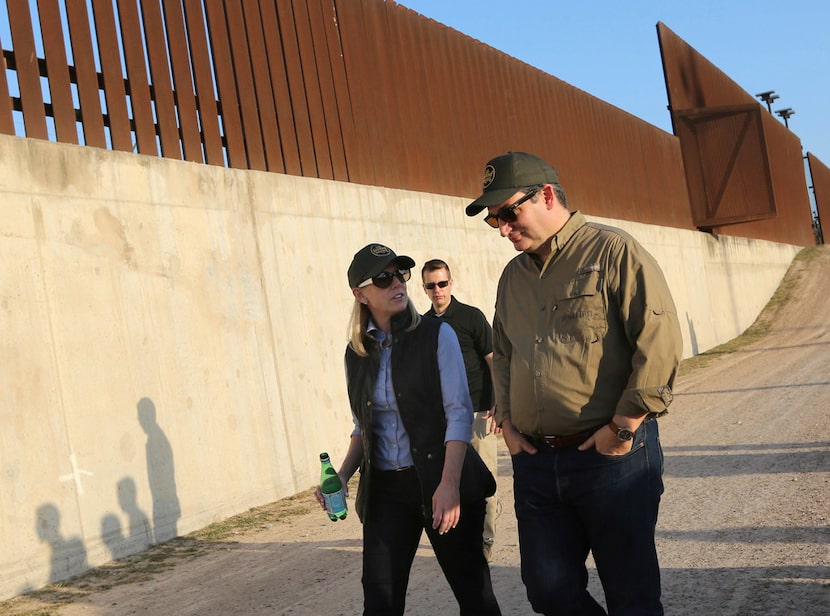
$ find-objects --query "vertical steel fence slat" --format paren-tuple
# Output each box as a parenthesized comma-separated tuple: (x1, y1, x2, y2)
(7, 2, 48, 139)
(456, 32, 487, 195)
(91, 0, 133, 152)
(275, 0, 316, 177)
(319, 0, 352, 182)
(390, 5, 431, 191)
(808, 153, 829, 241)
(339, 1, 382, 185)
(162, 0, 203, 162)
(182, 0, 224, 166)
(332, 0, 375, 185)
(292, 0, 332, 180)
(223, 0, 265, 171)
(259, 0, 300, 176)
(307, 0, 347, 182)
(37, 0, 77, 144)
(391, 8, 427, 192)
(360, 1, 398, 185)
(241, 0, 284, 173)
(202, 0, 246, 168)
(140, 0, 181, 159)
(117, 0, 158, 156)
(428, 23, 461, 195)
(65, 1, 106, 147)
(0, 40, 14, 134)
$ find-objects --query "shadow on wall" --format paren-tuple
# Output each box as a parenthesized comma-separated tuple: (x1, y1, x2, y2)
(35, 503, 89, 583)
(137, 397, 181, 544)
(686, 312, 699, 356)
(100, 477, 153, 560)
(31, 397, 181, 588)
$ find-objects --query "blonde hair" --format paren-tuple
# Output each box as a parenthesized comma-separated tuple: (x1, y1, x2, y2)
(347, 299, 421, 357)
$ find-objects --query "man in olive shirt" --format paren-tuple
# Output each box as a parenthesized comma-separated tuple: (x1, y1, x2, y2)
(421, 259, 500, 561)
(466, 152, 683, 615)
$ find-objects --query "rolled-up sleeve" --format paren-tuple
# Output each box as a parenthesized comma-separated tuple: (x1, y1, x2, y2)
(613, 240, 684, 416)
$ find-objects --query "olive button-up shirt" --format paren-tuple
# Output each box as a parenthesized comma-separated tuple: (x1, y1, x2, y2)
(492, 211, 683, 437)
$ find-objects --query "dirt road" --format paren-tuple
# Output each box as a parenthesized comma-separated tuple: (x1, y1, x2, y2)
(4, 246, 829, 616)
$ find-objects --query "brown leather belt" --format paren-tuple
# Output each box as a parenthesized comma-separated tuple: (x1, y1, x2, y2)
(524, 424, 604, 449)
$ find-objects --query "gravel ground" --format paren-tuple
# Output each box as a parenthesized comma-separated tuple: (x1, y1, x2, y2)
(3, 246, 828, 616)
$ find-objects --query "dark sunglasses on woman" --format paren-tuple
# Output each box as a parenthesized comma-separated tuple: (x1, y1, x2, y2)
(358, 268, 412, 289)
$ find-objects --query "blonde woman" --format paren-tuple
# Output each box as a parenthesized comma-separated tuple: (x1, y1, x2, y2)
(317, 243, 500, 615)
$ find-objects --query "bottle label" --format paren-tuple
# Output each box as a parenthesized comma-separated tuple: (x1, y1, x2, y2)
(323, 489, 347, 514)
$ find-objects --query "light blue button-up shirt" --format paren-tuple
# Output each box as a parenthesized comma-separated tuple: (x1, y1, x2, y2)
(351, 320, 474, 471)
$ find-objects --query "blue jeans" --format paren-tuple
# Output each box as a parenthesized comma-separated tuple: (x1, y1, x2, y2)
(362, 467, 501, 615)
(512, 420, 664, 615)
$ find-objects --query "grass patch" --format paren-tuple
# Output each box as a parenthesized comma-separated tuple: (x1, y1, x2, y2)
(678, 246, 822, 377)
(192, 489, 314, 542)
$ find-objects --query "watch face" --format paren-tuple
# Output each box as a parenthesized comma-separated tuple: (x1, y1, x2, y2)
(617, 428, 634, 441)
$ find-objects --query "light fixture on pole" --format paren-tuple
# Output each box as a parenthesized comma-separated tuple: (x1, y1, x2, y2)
(775, 108, 795, 128)
(755, 90, 779, 113)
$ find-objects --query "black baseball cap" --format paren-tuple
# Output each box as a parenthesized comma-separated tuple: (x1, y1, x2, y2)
(347, 243, 416, 288)
(466, 152, 559, 216)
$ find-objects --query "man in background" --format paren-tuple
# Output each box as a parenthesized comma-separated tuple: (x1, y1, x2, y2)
(422, 259, 500, 561)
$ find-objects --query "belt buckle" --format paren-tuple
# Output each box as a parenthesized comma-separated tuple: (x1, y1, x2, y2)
(541, 434, 567, 447)
(540, 432, 585, 448)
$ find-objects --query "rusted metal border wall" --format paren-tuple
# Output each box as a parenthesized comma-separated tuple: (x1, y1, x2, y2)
(658, 22, 814, 245)
(0, 2, 817, 244)
(0, 0, 693, 230)
(807, 153, 829, 243)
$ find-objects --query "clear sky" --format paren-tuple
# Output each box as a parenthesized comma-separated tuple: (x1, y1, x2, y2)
(396, 0, 829, 164)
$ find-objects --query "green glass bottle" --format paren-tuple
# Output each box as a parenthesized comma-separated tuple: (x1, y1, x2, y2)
(319, 452, 348, 521)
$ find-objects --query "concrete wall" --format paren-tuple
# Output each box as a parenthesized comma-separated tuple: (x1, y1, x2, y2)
(0, 135, 801, 600)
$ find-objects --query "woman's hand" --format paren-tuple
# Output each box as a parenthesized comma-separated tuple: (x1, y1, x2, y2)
(432, 440, 465, 534)
(431, 480, 461, 534)
(314, 472, 350, 510)
(314, 486, 326, 510)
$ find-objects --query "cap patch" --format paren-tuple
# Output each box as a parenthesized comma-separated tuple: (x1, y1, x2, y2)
(482, 164, 496, 189)
(370, 244, 391, 257)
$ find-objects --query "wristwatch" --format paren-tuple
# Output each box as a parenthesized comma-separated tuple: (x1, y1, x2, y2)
(608, 420, 635, 442)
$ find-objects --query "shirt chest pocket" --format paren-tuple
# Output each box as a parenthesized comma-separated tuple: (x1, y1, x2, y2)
(553, 271, 607, 342)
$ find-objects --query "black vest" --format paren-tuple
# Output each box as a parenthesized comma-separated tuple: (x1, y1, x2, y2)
(345, 310, 495, 522)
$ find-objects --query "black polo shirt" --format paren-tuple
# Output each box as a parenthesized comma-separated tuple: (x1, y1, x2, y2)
(424, 296, 494, 412)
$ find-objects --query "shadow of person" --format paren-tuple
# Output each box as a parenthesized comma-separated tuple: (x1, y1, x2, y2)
(117, 476, 153, 550)
(137, 397, 181, 544)
(101, 512, 128, 560)
(36, 503, 89, 583)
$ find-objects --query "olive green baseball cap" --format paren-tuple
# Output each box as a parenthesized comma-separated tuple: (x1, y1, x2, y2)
(465, 152, 559, 216)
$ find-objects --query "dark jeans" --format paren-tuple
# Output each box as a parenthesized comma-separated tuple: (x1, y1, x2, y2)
(512, 420, 665, 616)
(362, 467, 501, 615)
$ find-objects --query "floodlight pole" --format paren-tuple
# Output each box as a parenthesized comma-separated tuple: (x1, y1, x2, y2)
(755, 90, 780, 113)
(775, 108, 795, 128)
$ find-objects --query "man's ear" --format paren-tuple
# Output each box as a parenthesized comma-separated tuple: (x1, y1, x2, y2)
(541, 184, 556, 210)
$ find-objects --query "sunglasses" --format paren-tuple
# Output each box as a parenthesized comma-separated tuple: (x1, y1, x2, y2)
(423, 280, 450, 291)
(358, 268, 411, 289)
(483, 187, 538, 228)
